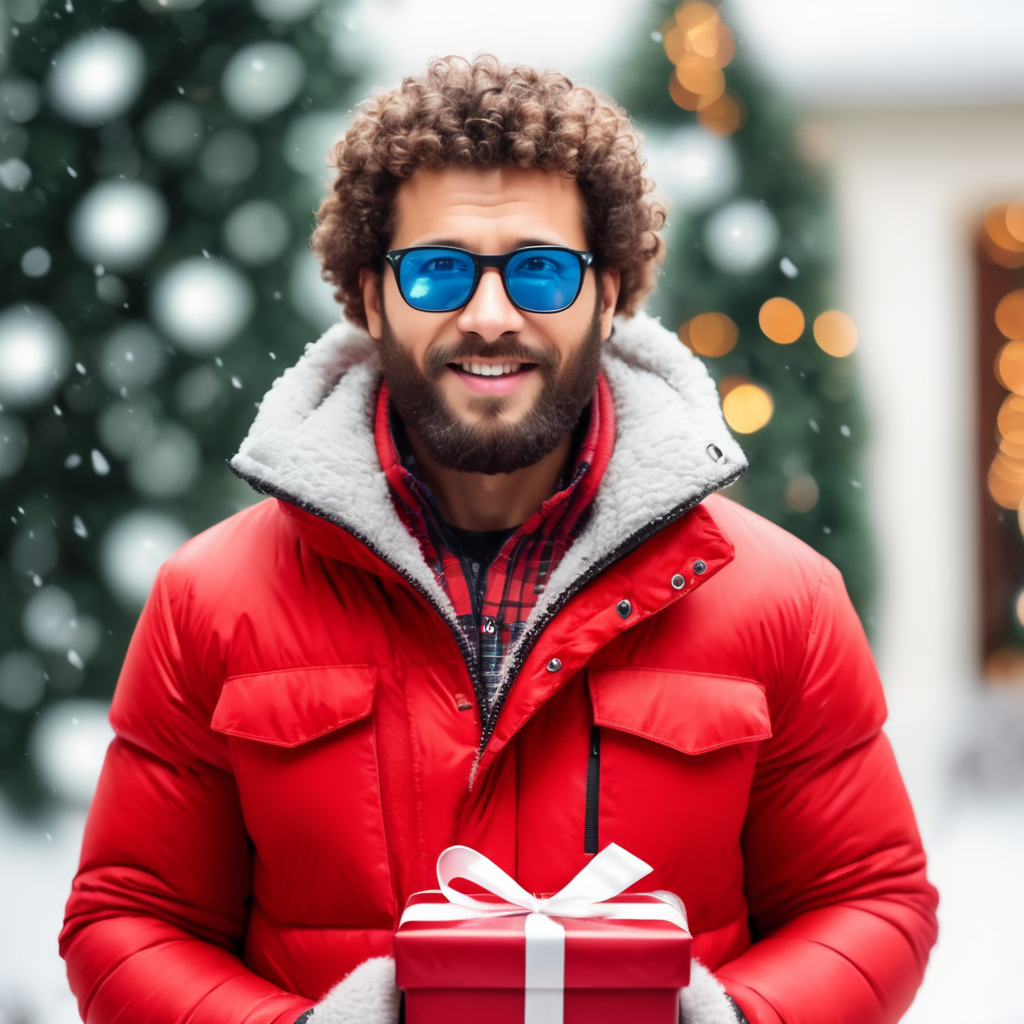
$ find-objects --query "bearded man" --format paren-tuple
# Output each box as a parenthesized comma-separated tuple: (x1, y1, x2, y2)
(61, 57, 938, 1024)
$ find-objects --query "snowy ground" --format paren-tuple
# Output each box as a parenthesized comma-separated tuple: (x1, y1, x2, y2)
(1, 692, 1022, 1024)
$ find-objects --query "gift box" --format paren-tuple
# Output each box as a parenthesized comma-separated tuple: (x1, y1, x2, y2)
(394, 845, 692, 1024)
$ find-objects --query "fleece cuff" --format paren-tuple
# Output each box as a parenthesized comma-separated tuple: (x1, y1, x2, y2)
(308, 956, 401, 1024)
(680, 960, 748, 1024)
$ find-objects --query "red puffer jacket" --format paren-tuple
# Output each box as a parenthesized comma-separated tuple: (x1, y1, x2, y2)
(61, 314, 937, 1024)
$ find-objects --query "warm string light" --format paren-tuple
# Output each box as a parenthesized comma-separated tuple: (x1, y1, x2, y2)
(983, 200, 1024, 269)
(987, 284, 1024, 510)
(663, 1, 746, 136)
(813, 310, 858, 357)
(676, 300, 858, 436)
(678, 311, 738, 356)
(722, 380, 773, 434)
(758, 297, 804, 344)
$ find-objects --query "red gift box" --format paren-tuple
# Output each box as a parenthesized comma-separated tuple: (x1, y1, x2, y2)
(394, 846, 692, 1024)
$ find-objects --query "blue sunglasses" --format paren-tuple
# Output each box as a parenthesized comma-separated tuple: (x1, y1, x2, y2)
(384, 245, 595, 314)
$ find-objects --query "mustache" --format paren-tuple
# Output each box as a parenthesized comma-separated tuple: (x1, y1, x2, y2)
(425, 338, 558, 374)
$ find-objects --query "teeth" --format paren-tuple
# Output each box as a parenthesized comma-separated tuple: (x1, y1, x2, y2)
(458, 362, 522, 377)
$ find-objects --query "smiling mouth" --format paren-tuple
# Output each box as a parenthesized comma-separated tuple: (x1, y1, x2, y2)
(450, 361, 536, 377)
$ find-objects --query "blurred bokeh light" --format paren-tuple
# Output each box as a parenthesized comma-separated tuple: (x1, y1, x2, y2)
(703, 198, 779, 275)
(0, 305, 71, 409)
(151, 258, 256, 353)
(46, 29, 146, 127)
(100, 511, 190, 608)
(679, 311, 738, 357)
(722, 381, 774, 433)
(758, 297, 805, 345)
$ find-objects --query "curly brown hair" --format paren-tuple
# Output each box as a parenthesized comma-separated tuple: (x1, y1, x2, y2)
(312, 55, 666, 329)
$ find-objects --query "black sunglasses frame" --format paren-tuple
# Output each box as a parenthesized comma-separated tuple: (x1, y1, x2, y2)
(384, 245, 595, 314)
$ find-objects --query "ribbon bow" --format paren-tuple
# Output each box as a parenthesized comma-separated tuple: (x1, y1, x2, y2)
(399, 844, 689, 1024)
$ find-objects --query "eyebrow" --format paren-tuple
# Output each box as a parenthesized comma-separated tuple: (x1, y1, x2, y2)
(410, 237, 571, 252)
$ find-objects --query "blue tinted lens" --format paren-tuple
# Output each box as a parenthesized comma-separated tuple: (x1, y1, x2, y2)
(505, 249, 582, 312)
(398, 249, 476, 311)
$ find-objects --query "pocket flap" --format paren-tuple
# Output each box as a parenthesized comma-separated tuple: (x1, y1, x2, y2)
(588, 667, 771, 755)
(211, 665, 378, 747)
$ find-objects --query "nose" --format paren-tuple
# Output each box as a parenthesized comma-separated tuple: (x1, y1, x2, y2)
(455, 266, 525, 342)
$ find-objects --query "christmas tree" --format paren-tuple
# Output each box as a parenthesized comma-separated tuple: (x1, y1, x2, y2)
(613, 0, 875, 619)
(0, 0, 362, 807)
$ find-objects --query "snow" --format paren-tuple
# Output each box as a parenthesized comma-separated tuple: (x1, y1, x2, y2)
(0, 802, 85, 1024)
(903, 795, 1024, 1024)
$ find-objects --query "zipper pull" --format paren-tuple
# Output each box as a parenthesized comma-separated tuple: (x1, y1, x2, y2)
(584, 725, 601, 855)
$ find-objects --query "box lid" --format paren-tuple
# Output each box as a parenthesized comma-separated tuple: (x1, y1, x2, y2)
(394, 894, 692, 991)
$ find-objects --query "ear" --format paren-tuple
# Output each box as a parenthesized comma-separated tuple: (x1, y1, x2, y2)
(598, 267, 621, 341)
(360, 267, 383, 339)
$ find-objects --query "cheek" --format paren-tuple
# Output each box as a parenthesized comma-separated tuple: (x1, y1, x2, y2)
(383, 284, 455, 365)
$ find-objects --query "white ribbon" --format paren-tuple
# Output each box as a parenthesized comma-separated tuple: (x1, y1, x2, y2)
(399, 844, 689, 1024)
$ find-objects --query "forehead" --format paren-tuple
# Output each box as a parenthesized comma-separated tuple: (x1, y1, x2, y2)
(391, 166, 587, 251)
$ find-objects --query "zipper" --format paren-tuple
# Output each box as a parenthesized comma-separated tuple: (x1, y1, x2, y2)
(584, 725, 601, 854)
(478, 467, 745, 754)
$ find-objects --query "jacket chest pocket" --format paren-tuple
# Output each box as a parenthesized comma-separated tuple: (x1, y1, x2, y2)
(584, 667, 771, 899)
(211, 665, 395, 926)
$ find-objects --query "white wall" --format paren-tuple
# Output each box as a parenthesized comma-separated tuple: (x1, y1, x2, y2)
(816, 104, 1024, 824)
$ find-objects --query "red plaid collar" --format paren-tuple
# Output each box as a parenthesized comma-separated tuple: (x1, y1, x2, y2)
(374, 373, 615, 706)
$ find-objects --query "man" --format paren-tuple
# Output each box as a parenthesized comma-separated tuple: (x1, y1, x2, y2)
(61, 57, 937, 1024)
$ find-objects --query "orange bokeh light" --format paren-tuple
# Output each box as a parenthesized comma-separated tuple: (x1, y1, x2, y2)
(985, 203, 1024, 252)
(1007, 198, 1024, 244)
(1000, 434, 1024, 460)
(723, 383, 774, 434)
(813, 310, 859, 357)
(988, 452, 1024, 509)
(675, 55, 725, 100)
(697, 91, 746, 136)
(997, 393, 1024, 445)
(663, 25, 690, 64)
(681, 312, 739, 357)
(995, 340, 1024, 393)
(984, 202, 1024, 268)
(995, 289, 1024, 340)
(668, 72, 701, 111)
(759, 297, 805, 344)
(675, 1, 718, 32)
(983, 233, 1024, 269)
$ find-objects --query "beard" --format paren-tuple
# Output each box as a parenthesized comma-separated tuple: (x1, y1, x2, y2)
(377, 301, 604, 475)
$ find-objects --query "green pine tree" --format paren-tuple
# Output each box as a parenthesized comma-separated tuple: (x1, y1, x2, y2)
(614, 0, 876, 620)
(0, 0, 363, 807)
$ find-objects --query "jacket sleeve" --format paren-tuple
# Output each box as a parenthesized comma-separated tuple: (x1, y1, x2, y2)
(59, 563, 315, 1024)
(715, 559, 938, 1024)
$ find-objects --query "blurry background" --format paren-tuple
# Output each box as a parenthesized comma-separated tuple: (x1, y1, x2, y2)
(1, 0, 1022, 1022)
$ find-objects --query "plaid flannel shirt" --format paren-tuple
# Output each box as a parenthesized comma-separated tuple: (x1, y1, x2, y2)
(375, 374, 615, 709)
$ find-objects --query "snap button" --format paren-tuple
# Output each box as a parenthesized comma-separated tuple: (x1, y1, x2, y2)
(546, 658, 562, 673)
(616, 599, 632, 619)
(671, 574, 685, 590)
(693, 559, 708, 575)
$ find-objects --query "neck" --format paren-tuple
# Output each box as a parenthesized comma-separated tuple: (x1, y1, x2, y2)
(405, 428, 573, 531)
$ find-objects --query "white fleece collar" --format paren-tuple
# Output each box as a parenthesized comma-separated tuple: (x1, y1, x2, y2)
(231, 312, 747, 644)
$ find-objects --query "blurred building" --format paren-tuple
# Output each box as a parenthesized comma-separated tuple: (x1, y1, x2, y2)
(729, 0, 1024, 802)
(727, 2, 1024, 1020)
